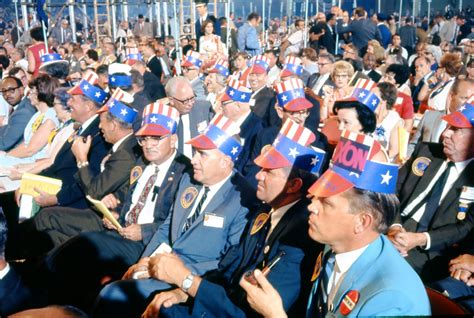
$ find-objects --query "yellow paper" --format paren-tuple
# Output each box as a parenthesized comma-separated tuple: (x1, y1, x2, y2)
(398, 126, 409, 162)
(19, 173, 62, 197)
(86, 195, 122, 229)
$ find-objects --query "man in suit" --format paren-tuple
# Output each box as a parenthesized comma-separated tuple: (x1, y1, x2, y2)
(247, 55, 276, 126)
(362, 52, 382, 83)
(140, 120, 325, 318)
(242, 132, 430, 317)
(50, 19, 73, 45)
(167, 76, 211, 159)
(335, 7, 382, 51)
(11, 18, 24, 47)
(411, 55, 434, 112)
(389, 102, 474, 283)
(375, 14, 391, 49)
(181, 50, 207, 101)
(237, 12, 261, 57)
(133, 14, 153, 38)
(408, 79, 474, 157)
(94, 114, 255, 316)
(43, 102, 192, 309)
(306, 53, 335, 97)
(318, 14, 337, 54)
(194, 0, 220, 45)
(0, 76, 36, 151)
(141, 43, 163, 81)
(131, 60, 166, 102)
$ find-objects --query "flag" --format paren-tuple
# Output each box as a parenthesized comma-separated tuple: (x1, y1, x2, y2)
(36, 0, 49, 29)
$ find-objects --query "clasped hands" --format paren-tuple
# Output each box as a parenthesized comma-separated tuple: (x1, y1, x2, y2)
(387, 226, 427, 257)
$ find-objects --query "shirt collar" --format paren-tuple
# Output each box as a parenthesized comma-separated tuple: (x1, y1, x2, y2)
(452, 158, 474, 175)
(0, 263, 10, 280)
(112, 132, 133, 152)
(235, 110, 251, 127)
(153, 150, 177, 174)
(206, 170, 232, 195)
(334, 244, 369, 275)
(80, 114, 98, 132)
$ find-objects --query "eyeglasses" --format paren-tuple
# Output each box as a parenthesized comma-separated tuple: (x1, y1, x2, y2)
(0, 86, 20, 95)
(137, 135, 169, 146)
(172, 96, 195, 105)
(333, 74, 349, 79)
(284, 109, 310, 117)
(318, 62, 330, 66)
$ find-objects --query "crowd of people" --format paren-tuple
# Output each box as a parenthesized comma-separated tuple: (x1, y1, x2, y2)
(0, 0, 473, 316)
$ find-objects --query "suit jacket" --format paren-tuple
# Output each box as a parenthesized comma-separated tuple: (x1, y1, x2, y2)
(378, 23, 392, 48)
(131, 90, 151, 132)
(365, 69, 382, 83)
(162, 199, 323, 318)
(177, 100, 212, 154)
(407, 111, 445, 157)
(146, 55, 163, 80)
(75, 134, 141, 203)
(132, 22, 153, 38)
(191, 77, 207, 101)
(0, 97, 36, 151)
(143, 71, 166, 102)
(0, 266, 34, 316)
(250, 86, 276, 126)
(42, 116, 111, 208)
(237, 22, 261, 56)
(306, 73, 334, 97)
(50, 26, 73, 44)
(309, 235, 430, 317)
(141, 172, 255, 275)
(336, 18, 382, 50)
(396, 142, 474, 281)
(118, 153, 192, 245)
(319, 23, 336, 54)
(234, 112, 263, 174)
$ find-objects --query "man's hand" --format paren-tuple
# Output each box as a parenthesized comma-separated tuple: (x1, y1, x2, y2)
(449, 254, 474, 274)
(118, 224, 143, 241)
(71, 135, 92, 162)
(391, 231, 427, 255)
(122, 257, 151, 280)
(148, 253, 189, 286)
(33, 188, 58, 207)
(102, 211, 119, 230)
(387, 226, 408, 255)
(8, 167, 23, 181)
(450, 269, 472, 283)
(101, 193, 121, 209)
(239, 269, 287, 318)
(141, 289, 189, 318)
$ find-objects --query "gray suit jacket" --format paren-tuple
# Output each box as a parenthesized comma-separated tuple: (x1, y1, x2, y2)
(191, 77, 207, 101)
(407, 110, 445, 157)
(0, 98, 36, 151)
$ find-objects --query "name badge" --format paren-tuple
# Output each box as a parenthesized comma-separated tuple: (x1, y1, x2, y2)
(249, 99, 256, 107)
(460, 186, 474, 201)
(203, 213, 224, 228)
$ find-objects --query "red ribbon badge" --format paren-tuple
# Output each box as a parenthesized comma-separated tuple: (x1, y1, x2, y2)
(340, 290, 360, 315)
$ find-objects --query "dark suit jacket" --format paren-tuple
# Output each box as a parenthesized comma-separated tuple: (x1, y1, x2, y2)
(396, 142, 474, 281)
(0, 97, 36, 151)
(306, 73, 334, 97)
(75, 134, 141, 203)
(195, 15, 220, 45)
(143, 71, 166, 102)
(319, 23, 336, 54)
(0, 266, 34, 316)
(131, 90, 151, 132)
(250, 86, 276, 127)
(234, 112, 263, 174)
(177, 100, 212, 154)
(161, 199, 323, 318)
(42, 116, 111, 208)
(366, 69, 382, 83)
(118, 153, 192, 245)
(336, 18, 382, 50)
(146, 56, 163, 80)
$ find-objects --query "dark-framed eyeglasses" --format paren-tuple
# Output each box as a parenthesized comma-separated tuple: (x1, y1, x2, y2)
(172, 95, 196, 105)
(137, 135, 170, 146)
(0, 86, 20, 95)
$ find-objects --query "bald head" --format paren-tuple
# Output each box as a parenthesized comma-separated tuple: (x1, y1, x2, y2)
(166, 76, 195, 114)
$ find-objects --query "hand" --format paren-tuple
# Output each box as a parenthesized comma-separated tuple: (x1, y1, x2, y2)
(387, 226, 408, 255)
(33, 188, 58, 207)
(122, 257, 151, 280)
(449, 254, 474, 274)
(118, 224, 143, 241)
(239, 269, 287, 318)
(391, 231, 427, 255)
(148, 253, 189, 286)
(141, 289, 188, 318)
(101, 193, 121, 209)
(450, 269, 472, 283)
(71, 135, 92, 162)
(102, 211, 119, 230)
(8, 167, 23, 181)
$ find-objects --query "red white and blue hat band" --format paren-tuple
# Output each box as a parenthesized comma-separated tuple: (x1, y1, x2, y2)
(40, 53, 63, 64)
(351, 88, 380, 113)
(127, 53, 143, 61)
(442, 102, 474, 128)
(252, 58, 269, 71)
(184, 54, 203, 68)
(213, 63, 229, 77)
(277, 88, 305, 108)
(274, 134, 325, 174)
(283, 63, 303, 76)
(106, 99, 138, 124)
(78, 79, 107, 104)
(109, 74, 132, 87)
(225, 85, 251, 103)
(142, 113, 178, 134)
(203, 124, 242, 161)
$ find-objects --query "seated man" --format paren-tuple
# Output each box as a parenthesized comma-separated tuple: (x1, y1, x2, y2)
(241, 131, 431, 316)
(388, 100, 474, 283)
(135, 120, 326, 318)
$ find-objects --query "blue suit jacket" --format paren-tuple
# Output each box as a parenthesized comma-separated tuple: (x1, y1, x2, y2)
(237, 22, 261, 56)
(310, 235, 431, 317)
(336, 18, 382, 50)
(0, 97, 36, 151)
(141, 171, 255, 275)
(378, 23, 392, 48)
(234, 112, 263, 174)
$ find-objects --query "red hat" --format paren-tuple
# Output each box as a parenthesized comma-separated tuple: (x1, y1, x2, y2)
(442, 96, 474, 128)
(136, 100, 180, 136)
(274, 78, 313, 111)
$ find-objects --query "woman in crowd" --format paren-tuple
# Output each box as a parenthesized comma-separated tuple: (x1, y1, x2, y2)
(320, 60, 354, 120)
(0, 74, 60, 167)
(199, 19, 224, 63)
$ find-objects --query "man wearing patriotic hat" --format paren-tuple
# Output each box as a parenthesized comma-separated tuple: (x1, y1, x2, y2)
(38, 52, 71, 87)
(247, 55, 276, 125)
(138, 119, 325, 318)
(241, 131, 430, 317)
(204, 58, 229, 110)
(389, 99, 474, 283)
(94, 114, 256, 317)
(181, 50, 207, 101)
(43, 101, 194, 309)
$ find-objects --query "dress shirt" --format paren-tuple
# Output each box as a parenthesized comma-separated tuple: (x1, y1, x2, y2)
(312, 73, 330, 95)
(265, 200, 299, 240)
(180, 114, 193, 159)
(0, 263, 10, 280)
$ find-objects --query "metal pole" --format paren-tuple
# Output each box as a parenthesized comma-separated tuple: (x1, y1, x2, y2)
(111, 0, 117, 41)
(164, 2, 169, 36)
(398, 0, 403, 28)
(42, 21, 49, 53)
(316, 0, 318, 14)
(303, 0, 309, 48)
(335, 0, 341, 55)
(22, 1, 29, 30)
(268, 0, 272, 24)
(82, 0, 88, 40)
(191, 0, 195, 39)
(427, 0, 432, 27)
(262, 0, 265, 49)
(156, 0, 162, 37)
(378, 0, 381, 12)
(280, 1, 283, 20)
(250, 2, 253, 13)
(225, 0, 231, 52)
(13, 0, 20, 41)
(459, 0, 463, 13)
(172, 0, 181, 74)
(69, 0, 77, 42)
(413, 0, 416, 19)
(148, 1, 153, 28)
(123, 1, 129, 22)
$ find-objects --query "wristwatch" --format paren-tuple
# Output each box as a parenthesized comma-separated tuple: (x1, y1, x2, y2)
(181, 274, 194, 293)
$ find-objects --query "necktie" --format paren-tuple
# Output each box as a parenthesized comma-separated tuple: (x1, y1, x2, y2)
(182, 186, 210, 233)
(306, 253, 336, 318)
(417, 162, 454, 232)
(251, 213, 272, 263)
(125, 166, 159, 226)
(177, 116, 184, 153)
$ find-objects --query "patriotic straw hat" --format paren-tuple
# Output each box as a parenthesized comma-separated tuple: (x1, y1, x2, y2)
(274, 78, 313, 111)
(442, 95, 474, 128)
(335, 78, 380, 113)
(308, 130, 397, 197)
(109, 63, 133, 88)
(97, 88, 138, 124)
(125, 47, 143, 65)
(39, 50, 68, 69)
(187, 114, 242, 161)
(181, 50, 203, 69)
(208, 58, 230, 77)
(280, 56, 304, 78)
(221, 78, 252, 103)
(136, 101, 180, 136)
(249, 55, 270, 74)
(67, 70, 108, 104)
(255, 119, 326, 174)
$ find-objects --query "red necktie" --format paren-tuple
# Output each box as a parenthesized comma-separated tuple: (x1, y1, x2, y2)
(125, 166, 159, 226)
